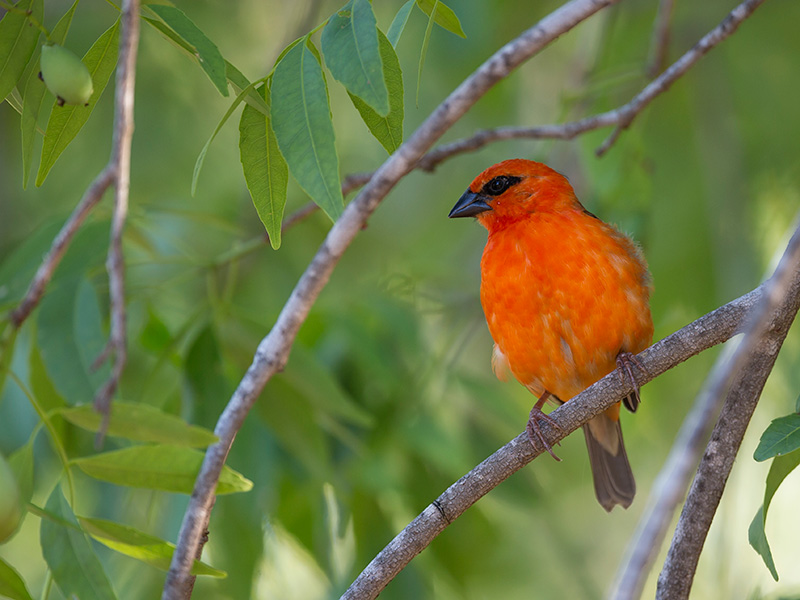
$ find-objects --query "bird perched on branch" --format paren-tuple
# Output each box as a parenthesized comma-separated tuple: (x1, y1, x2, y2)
(449, 159, 653, 511)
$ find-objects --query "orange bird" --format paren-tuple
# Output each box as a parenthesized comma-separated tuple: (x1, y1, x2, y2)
(449, 159, 653, 511)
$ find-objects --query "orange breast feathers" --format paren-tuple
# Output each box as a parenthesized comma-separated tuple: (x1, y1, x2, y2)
(458, 159, 653, 402)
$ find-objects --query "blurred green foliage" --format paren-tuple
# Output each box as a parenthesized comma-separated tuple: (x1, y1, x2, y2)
(1, 0, 800, 598)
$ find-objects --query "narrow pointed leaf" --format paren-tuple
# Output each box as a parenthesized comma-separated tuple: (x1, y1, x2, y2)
(21, 0, 78, 188)
(40, 486, 117, 600)
(349, 29, 403, 154)
(415, 0, 466, 37)
(191, 76, 265, 195)
(271, 39, 342, 221)
(225, 60, 269, 115)
(239, 84, 288, 248)
(387, 0, 415, 47)
(416, 0, 438, 105)
(0, 0, 43, 102)
(79, 517, 225, 577)
(748, 506, 779, 581)
(38, 276, 109, 405)
(57, 402, 218, 447)
(0, 557, 33, 600)
(149, 5, 228, 96)
(73, 445, 253, 495)
(763, 448, 800, 518)
(321, 0, 388, 116)
(36, 19, 120, 187)
(754, 413, 800, 461)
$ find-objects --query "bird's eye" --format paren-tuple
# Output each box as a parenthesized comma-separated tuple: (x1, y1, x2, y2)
(483, 175, 519, 196)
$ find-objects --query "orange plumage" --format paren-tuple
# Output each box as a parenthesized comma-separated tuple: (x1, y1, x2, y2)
(450, 159, 653, 511)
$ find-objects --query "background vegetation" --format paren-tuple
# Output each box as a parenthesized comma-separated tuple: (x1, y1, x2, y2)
(1, 0, 799, 598)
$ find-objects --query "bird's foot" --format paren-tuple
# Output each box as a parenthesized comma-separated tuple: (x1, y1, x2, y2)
(616, 351, 646, 412)
(526, 405, 563, 461)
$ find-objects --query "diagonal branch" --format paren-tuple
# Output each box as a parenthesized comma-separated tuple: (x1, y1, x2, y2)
(162, 1, 627, 597)
(611, 223, 800, 600)
(655, 223, 800, 599)
(340, 273, 790, 599)
(9, 169, 114, 328)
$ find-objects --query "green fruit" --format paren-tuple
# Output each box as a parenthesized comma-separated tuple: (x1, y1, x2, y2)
(40, 43, 94, 106)
(0, 453, 21, 543)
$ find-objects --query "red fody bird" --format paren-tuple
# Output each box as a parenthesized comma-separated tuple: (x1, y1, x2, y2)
(449, 159, 653, 511)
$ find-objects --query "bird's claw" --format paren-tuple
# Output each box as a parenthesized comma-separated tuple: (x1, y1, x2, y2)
(616, 351, 646, 410)
(526, 406, 562, 461)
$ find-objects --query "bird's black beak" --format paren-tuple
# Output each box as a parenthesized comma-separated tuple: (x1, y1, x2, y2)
(449, 190, 493, 218)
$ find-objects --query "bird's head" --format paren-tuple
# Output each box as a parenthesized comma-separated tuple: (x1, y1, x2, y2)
(449, 159, 580, 232)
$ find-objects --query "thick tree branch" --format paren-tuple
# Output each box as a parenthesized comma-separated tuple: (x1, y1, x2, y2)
(655, 224, 800, 599)
(162, 1, 626, 597)
(611, 225, 800, 600)
(340, 280, 775, 599)
(92, 0, 140, 444)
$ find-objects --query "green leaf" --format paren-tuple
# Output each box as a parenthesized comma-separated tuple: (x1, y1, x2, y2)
(225, 60, 269, 115)
(29, 339, 67, 415)
(38, 277, 109, 405)
(321, 0, 388, 116)
(748, 505, 779, 581)
(57, 402, 218, 447)
(282, 344, 372, 428)
(349, 29, 403, 154)
(0, 219, 62, 310)
(40, 485, 118, 600)
(7, 441, 34, 506)
(747, 449, 800, 582)
(21, 0, 78, 188)
(387, 0, 415, 47)
(0, 557, 33, 600)
(191, 76, 265, 196)
(0, 325, 17, 401)
(239, 84, 288, 249)
(73, 445, 253, 495)
(149, 5, 228, 97)
(753, 413, 800, 461)
(415, 0, 466, 37)
(416, 0, 437, 106)
(271, 38, 343, 221)
(0, 0, 43, 103)
(36, 19, 120, 187)
(79, 517, 225, 577)
(763, 448, 800, 518)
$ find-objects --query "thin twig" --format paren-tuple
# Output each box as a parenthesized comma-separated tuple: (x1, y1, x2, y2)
(92, 0, 140, 445)
(655, 223, 800, 599)
(596, 0, 769, 155)
(162, 1, 626, 597)
(340, 280, 773, 600)
(9, 168, 114, 327)
(646, 0, 675, 77)
(610, 225, 800, 600)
